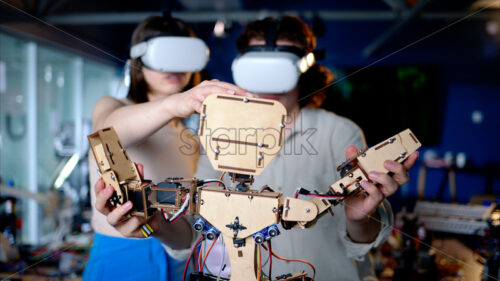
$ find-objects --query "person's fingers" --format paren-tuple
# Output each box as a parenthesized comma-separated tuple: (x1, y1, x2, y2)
(402, 151, 419, 170)
(384, 160, 410, 186)
(360, 180, 385, 207)
(95, 185, 114, 215)
(94, 178, 105, 193)
(195, 85, 238, 100)
(116, 216, 144, 237)
(236, 91, 258, 98)
(368, 172, 399, 197)
(345, 145, 359, 160)
(203, 79, 245, 94)
(107, 201, 133, 226)
(135, 163, 144, 179)
(193, 99, 203, 114)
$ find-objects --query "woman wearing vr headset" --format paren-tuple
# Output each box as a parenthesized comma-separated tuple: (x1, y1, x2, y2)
(195, 15, 419, 280)
(84, 15, 244, 281)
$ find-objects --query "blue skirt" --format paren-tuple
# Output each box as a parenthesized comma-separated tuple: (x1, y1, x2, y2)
(83, 233, 187, 281)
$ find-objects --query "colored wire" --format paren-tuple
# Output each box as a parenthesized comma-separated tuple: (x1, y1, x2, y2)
(294, 188, 300, 198)
(202, 180, 227, 190)
(306, 194, 344, 199)
(161, 208, 170, 222)
(343, 178, 361, 190)
(198, 239, 204, 272)
(218, 172, 226, 187)
(183, 236, 204, 281)
(217, 237, 226, 281)
(267, 240, 272, 280)
(169, 208, 188, 224)
(165, 194, 190, 223)
(201, 235, 219, 271)
(257, 245, 262, 281)
(259, 185, 275, 192)
(162, 195, 188, 223)
(261, 244, 316, 280)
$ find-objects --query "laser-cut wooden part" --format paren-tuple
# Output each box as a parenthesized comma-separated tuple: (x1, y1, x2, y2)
(149, 178, 199, 216)
(88, 127, 141, 205)
(281, 197, 318, 222)
(292, 197, 334, 229)
(198, 187, 281, 239)
(129, 182, 153, 218)
(222, 235, 256, 281)
(329, 167, 366, 195)
(199, 188, 281, 281)
(198, 93, 287, 176)
(357, 128, 421, 174)
(330, 128, 421, 198)
(310, 197, 332, 215)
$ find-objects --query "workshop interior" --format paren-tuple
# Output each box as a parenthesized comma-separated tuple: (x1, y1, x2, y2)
(1, 0, 500, 280)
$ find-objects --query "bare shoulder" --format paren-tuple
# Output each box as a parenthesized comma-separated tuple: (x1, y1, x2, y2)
(92, 96, 129, 128)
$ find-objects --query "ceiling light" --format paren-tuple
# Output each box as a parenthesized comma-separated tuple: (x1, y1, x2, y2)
(213, 19, 227, 38)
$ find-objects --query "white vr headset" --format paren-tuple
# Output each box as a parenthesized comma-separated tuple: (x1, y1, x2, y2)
(231, 45, 316, 94)
(130, 36, 210, 73)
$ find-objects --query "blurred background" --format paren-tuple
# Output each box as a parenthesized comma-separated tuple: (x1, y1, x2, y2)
(0, 0, 500, 280)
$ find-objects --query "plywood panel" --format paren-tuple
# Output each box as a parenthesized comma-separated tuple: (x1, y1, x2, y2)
(357, 128, 421, 174)
(198, 94, 287, 176)
(281, 197, 317, 222)
(199, 188, 281, 238)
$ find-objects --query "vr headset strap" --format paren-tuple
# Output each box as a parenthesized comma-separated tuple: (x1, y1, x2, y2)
(265, 19, 278, 48)
(162, 11, 182, 35)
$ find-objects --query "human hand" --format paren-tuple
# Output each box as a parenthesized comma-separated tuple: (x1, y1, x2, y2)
(94, 163, 158, 238)
(344, 145, 419, 222)
(165, 79, 246, 118)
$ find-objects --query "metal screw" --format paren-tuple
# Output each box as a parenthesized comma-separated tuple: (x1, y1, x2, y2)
(225, 193, 231, 197)
(200, 199, 204, 205)
(215, 149, 220, 154)
(285, 206, 290, 211)
(108, 151, 113, 157)
(111, 174, 115, 181)
(100, 160, 104, 166)
(355, 183, 361, 188)
(258, 154, 263, 160)
(389, 138, 395, 144)
(361, 153, 366, 157)
(272, 207, 278, 213)
(243, 97, 249, 103)
(201, 113, 206, 118)
(258, 143, 263, 147)
(305, 208, 311, 213)
(121, 148, 126, 152)
(280, 123, 285, 128)
(248, 195, 253, 200)
(400, 152, 407, 158)
(349, 173, 354, 178)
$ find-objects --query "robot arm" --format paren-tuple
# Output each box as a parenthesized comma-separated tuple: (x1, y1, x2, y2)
(329, 129, 421, 202)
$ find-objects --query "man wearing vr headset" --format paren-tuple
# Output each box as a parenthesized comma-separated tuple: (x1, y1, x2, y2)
(195, 15, 419, 280)
(85, 15, 245, 281)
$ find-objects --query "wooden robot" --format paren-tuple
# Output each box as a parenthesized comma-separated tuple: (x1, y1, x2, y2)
(88, 93, 421, 281)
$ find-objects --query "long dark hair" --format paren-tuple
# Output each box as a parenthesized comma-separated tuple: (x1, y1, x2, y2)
(236, 15, 332, 108)
(127, 16, 202, 103)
